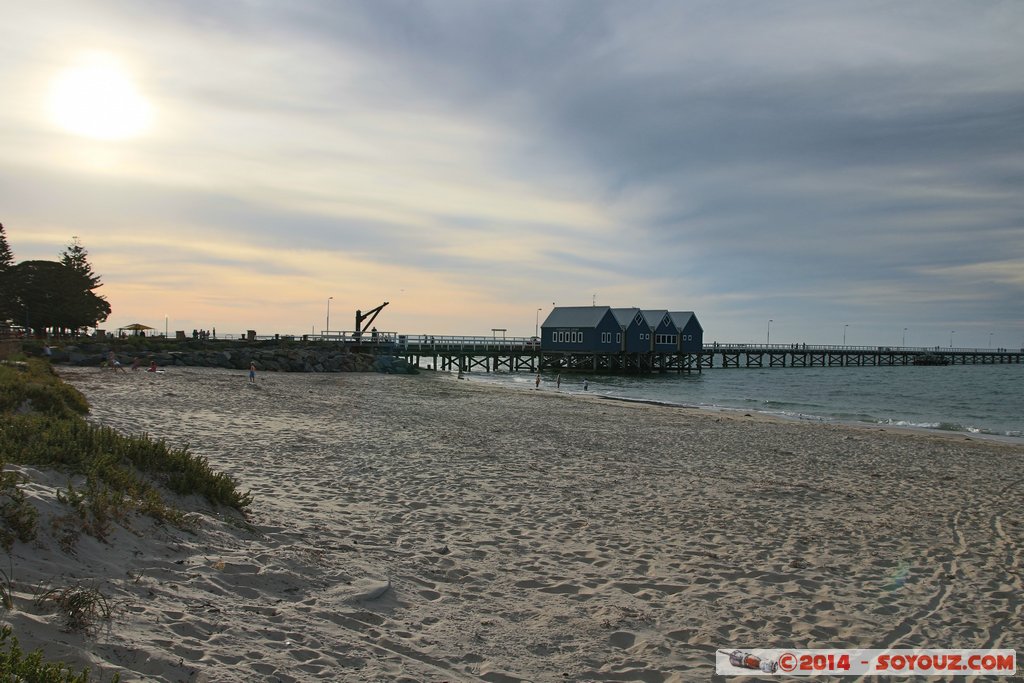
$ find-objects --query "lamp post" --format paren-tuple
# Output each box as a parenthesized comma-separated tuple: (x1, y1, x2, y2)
(843, 323, 849, 346)
(326, 296, 333, 337)
(165, 315, 168, 339)
(535, 308, 542, 338)
(902, 327, 907, 347)
(950, 330, 955, 348)
(767, 319, 773, 346)
(989, 331, 993, 348)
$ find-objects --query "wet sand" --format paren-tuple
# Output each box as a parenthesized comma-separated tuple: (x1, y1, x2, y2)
(4, 366, 1022, 681)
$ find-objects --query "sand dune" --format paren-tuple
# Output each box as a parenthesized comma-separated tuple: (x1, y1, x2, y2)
(3, 366, 1021, 681)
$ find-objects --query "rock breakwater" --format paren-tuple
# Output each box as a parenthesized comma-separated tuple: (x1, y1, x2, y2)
(45, 342, 417, 374)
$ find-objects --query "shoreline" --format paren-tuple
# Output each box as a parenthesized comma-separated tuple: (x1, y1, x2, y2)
(7, 366, 1021, 681)
(451, 369, 1024, 447)
(598, 393, 1024, 447)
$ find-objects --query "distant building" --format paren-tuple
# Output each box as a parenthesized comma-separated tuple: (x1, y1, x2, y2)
(645, 310, 679, 353)
(541, 306, 703, 354)
(669, 311, 703, 352)
(609, 308, 653, 353)
(540, 306, 621, 352)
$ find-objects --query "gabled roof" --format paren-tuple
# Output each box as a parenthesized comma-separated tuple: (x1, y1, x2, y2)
(668, 311, 702, 331)
(541, 306, 612, 328)
(610, 307, 641, 328)
(542, 306, 701, 331)
(642, 310, 671, 329)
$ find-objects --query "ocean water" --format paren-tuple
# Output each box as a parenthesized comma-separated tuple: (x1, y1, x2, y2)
(462, 363, 1024, 440)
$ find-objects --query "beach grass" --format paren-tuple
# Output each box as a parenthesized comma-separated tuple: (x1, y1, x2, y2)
(34, 582, 113, 634)
(0, 359, 252, 548)
(0, 359, 250, 680)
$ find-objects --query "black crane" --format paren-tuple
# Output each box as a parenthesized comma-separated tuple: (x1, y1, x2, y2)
(354, 302, 389, 338)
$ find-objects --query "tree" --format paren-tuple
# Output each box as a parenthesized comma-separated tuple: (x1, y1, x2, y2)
(0, 223, 13, 270)
(60, 236, 101, 288)
(8, 261, 111, 335)
(54, 236, 110, 334)
(0, 223, 13, 323)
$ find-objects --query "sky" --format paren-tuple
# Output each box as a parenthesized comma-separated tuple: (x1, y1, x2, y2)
(1, 0, 1022, 348)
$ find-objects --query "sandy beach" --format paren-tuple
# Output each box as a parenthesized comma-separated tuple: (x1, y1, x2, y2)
(4, 366, 1022, 681)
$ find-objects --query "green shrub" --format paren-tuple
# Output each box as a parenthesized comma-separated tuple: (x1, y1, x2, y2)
(0, 464, 39, 551)
(0, 360, 89, 419)
(0, 356, 251, 550)
(0, 624, 117, 681)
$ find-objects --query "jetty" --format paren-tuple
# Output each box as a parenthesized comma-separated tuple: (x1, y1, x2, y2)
(372, 335, 1022, 373)
(9, 329, 1021, 375)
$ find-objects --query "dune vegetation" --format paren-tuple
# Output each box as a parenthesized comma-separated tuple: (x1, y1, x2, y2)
(0, 357, 252, 680)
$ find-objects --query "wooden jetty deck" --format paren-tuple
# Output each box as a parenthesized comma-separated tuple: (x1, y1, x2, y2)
(700, 343, 1022, 369)
(334, 334, 1023, 373)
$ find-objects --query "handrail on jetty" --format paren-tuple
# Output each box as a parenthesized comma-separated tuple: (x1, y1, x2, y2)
(709, 342, 1022, 353)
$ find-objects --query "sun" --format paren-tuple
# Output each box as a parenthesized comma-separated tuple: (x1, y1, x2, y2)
(48, 53, 153, 141)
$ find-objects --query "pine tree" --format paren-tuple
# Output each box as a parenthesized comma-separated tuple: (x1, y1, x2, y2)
(59, 236, 101, 289)
(0, 223, 13, 323)
(10, 261, 110, 335)
(0, 223, 13, 270)
(48, 236, 109, 333)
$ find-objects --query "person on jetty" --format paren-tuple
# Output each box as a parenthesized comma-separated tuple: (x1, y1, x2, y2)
(249, 361, 257, 384)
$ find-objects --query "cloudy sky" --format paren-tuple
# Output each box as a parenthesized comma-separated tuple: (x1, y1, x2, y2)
(2, 1, 1022, 347)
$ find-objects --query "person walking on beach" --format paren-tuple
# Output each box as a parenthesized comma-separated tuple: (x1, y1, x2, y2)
(556, 373, 561, 390)
(583, 378, 589, 391)
(535, 373, 541, 389)
(108, 351, 126, 374)
(249, 361, 256, 384)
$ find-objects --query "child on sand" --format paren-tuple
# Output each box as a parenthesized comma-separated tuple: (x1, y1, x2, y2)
(249, 361, 256, 384)
(109, 351, 127, 374)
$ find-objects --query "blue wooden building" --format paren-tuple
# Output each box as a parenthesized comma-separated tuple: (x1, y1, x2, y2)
(610, 308, 652, 353)
(669, 311, 703, 353)
(540, 306, 622, 352)
(540, 305, 704, 373)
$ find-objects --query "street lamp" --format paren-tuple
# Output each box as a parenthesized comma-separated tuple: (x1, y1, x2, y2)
(165, 315, 169, 339)
(326, 296, 333, 337)
(767, 319, 773, 345)
(843, 323, 849, 346)
(950, 330, 955, 348)
(989, 332, 993, 348)
(535, 308, 542, 338)
(902, 327, 907, 347)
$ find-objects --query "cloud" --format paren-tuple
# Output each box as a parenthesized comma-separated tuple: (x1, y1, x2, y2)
(1, 0, 1022, 343)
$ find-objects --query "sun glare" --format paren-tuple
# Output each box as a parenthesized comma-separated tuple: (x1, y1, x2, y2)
(48, 53, 153, 141)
